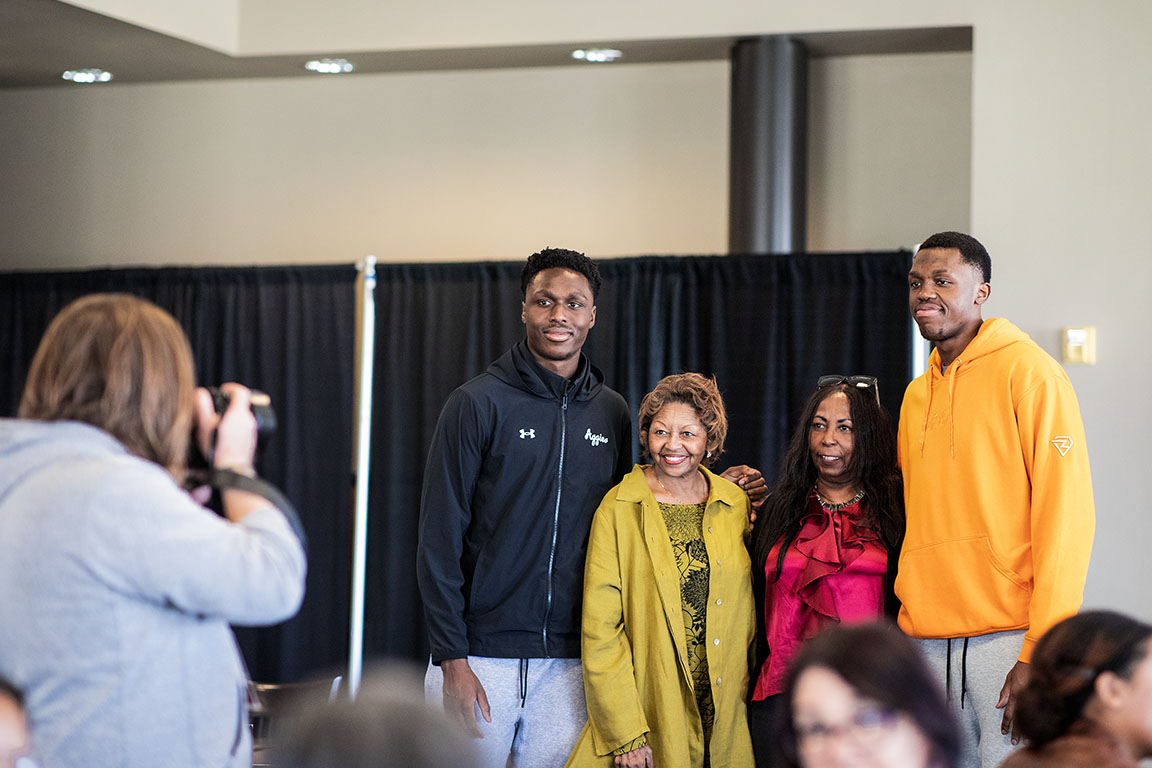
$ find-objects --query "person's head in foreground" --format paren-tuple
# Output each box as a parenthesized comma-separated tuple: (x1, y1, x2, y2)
(779, 623, 961, 768)
(273, 667, 482, 768)
(0, 679, 33, 768)
(18, 293, 196, 474)
(1006, 610, 1152, 765)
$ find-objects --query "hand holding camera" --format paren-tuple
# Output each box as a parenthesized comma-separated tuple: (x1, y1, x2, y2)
(194, 383, 260, 475)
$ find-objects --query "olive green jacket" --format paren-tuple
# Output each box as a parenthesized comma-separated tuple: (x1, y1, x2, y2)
(566, 465, 755, 768)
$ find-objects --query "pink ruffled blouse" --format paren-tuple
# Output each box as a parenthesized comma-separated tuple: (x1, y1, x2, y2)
(751, 491, 887, 700)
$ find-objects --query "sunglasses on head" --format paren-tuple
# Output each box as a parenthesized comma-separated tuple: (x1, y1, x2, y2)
(817, 375, 880, 401)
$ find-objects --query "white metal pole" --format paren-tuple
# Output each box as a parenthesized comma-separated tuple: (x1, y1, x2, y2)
(909, 243, 930, 376)
(348, 255, 377, 698)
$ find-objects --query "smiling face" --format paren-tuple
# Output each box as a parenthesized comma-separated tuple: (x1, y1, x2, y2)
(908, 247, 990, 367)
(809, 391, 855, 491)
(521, 267, 596, 378)
(647, 402, 708, 483)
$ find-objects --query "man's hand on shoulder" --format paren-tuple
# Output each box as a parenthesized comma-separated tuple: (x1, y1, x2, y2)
(996, 659, 1030, 744)
(719, 465, 768, 510)
(440, 658, 491, 739)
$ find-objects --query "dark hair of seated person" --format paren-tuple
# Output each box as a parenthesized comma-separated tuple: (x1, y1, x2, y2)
(1012, 610, 1152, 749)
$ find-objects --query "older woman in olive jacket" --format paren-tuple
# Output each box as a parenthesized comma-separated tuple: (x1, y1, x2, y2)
(566, 374, 755, 768)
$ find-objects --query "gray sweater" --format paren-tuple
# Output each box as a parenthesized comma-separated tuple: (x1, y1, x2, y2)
(0, 419, 307, 768)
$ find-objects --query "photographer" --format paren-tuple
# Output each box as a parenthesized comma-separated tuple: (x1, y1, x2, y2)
(0, 294, 306, 768)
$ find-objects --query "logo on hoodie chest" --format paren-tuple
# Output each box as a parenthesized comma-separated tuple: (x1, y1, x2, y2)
(584, 428, 608, 447)
(925, 408, 951, 431)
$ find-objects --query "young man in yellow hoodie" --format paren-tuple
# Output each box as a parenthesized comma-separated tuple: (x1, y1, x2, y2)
(896, 231, 1095, 768)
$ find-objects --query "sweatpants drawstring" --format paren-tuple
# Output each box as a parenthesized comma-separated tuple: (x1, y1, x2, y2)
(945, 638, 971, 709)
(946, 639, 952, 702)
(519, 658, 529, 708)
(960, 637, 970, 709)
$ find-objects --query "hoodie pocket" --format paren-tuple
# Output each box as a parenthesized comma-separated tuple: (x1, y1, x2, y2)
(897, 535, 1030, 636)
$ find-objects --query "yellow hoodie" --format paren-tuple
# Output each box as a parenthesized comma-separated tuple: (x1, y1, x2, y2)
(896, 318, 1094, 662)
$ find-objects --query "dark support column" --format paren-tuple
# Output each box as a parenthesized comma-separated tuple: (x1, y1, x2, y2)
(729, 36, 809, 254)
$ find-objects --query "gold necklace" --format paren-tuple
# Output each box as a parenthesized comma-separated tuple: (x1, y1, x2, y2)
(654, 471, 704, 504)
(814, 485, 865, 512)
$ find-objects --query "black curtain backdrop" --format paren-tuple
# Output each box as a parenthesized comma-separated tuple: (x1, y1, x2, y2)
(0, 265, 357, 684)
(0, 252, 913, 678)
(365, 251, 913, 661)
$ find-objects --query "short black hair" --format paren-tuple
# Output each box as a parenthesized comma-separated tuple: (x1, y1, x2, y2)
(521, 247, 602, 300)
(918, 231, 992, 283)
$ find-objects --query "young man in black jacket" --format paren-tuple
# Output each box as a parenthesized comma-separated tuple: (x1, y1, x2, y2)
(417, 247, 762, 766)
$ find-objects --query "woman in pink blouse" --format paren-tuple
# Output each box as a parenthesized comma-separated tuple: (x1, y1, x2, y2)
(747, 376, 905, 768)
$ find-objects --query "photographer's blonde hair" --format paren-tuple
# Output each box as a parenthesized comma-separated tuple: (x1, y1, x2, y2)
(19, 294, 197, 473)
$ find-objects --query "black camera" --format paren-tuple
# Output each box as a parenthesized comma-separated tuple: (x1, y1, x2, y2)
(205, 386, 277, 441)
(188, 387, 277, 471)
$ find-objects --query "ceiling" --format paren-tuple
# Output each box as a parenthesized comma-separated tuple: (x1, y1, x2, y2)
(0, 0, 972, 89)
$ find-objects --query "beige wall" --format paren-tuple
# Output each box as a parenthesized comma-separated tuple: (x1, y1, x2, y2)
(966, 0, 1152, 617)
(0, 62, 729, 266)
(4, 0, 1149, 621)
(60, 0, 237, 52)
(235, 0, 970, 55)
(0, 51, 970, 267)
(808, 51, 971, 250)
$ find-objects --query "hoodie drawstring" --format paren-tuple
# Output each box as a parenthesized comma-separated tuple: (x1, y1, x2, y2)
(919, 364, 936, 457)
(919, 357, 962, 459)
(947, 359, 961, 458)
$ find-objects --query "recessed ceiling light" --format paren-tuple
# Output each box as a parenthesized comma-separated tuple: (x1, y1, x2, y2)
(571, 48, 623, 63)
(62, 69, 113, 84)
(304, 58, 355, 74)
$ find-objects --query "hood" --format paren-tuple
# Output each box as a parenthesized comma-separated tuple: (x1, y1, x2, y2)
(0, 419, 125, 499)
(919, 318, 1031, 457)
(928, 317, 1028, 370)
(487, 339, 606, 403)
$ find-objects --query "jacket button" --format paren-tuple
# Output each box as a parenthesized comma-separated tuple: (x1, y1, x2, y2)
(716, 677, 723, 685)
(713, 638, 720, 645)
(715, 598, 722, 606)
(708, 526, 713, 533)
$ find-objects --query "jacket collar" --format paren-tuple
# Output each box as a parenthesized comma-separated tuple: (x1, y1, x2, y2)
(487, 340, 604, 402)
(614, 463, 745, 509)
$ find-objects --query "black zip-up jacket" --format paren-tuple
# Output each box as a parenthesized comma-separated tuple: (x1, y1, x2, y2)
(417, 341, 632, 663)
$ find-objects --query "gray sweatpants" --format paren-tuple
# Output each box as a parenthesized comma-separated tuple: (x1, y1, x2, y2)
(425, 656, 585, 768)
(915, 631, 1025, 768)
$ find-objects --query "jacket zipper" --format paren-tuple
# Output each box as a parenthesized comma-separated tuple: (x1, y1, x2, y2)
(542, 392, 568, 655)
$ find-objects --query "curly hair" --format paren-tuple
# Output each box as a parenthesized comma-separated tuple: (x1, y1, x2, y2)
(751, 381, 904, 579)
(1013, 611, 1152, 749)
(636, 373, 727, 468)
(918, 231, 991, 283)
(520, 247, 602, 300)
(18, 293, 197, 474)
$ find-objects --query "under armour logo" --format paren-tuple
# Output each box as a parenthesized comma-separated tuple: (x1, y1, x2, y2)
(584, 428, 608, 447)
(519, 428, 535, 440)
(1051, 436, 1074, 456)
